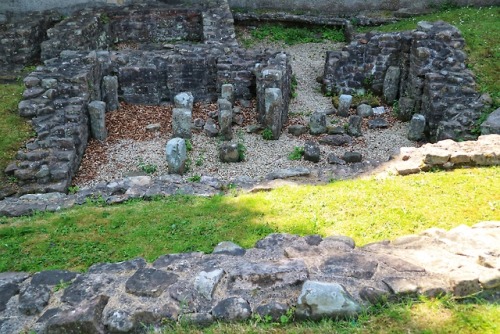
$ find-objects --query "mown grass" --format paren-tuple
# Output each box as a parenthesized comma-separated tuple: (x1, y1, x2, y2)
(0, 82, 32, 186)
(244, 23, 345, 46)
(1, 166, 498, 273)
(357, 6, 500, 108)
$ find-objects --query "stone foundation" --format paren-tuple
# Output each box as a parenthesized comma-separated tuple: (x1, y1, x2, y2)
(322, 21, 484, 142)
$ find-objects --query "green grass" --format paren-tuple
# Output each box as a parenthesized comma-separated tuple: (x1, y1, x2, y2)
(1, 166, 498, 273)
(357, 6, 500, 108)
(250, 23, 345, 45)
(0, 82, 33, 187)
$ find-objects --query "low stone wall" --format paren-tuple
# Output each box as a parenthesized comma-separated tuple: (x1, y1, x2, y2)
(1, 221, 499, 332)
(323, 21, 484, 142)
(386, 134, 500, 176)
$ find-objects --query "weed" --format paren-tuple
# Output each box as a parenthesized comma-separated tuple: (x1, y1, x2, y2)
(280, 307, 295, 325)
(362, 74, 374, 88)
(237, 143, 246, 161)
(137, 158, 158, 174)
(288, 146, 305, 161)
(262, 128, 273, 140)
(68, 185, 80, 194)
(195, 155, 204, 167)
(188, 175, 201, 182)
(392, 100, 400, 115)
(53, 279, 72, 292)
(185, 139, 193, 152)
(291, 74, 298, 98)
(100, 13, 110, 24)
(184, 158, 192, 173)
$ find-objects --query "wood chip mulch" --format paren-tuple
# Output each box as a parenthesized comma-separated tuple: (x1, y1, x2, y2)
(73, 100, 258, 185)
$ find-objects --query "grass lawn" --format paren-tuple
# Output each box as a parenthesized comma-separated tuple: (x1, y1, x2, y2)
(0, 6, 498, 334)
(0, 83, 33, 188)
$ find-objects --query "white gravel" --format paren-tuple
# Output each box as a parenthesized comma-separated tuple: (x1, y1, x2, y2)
(74, 40, 416, 188)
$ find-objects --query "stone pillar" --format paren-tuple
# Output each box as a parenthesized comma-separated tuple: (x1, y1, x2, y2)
(383, 66, 401, 104)
(88, 101, 107, 142)
(408, 114, 426, 141)
(101, 75, 119, 112)
(347, 115, 362, 137)
(166, 138, 187, 175)
(172, 108, 192, 139)
(264, 88, 283, 140)
(174, 92, 194, 110)
(218, 98, 233, 141)
(221, 84, 235, 106)
(338, 94, 352, 117)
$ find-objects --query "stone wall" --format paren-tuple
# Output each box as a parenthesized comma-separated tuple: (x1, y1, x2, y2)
(2, 0, 498, 15)
(0, 11, 61, 79)
(0, 221, 499, 332)
(323, 21, 484, 142)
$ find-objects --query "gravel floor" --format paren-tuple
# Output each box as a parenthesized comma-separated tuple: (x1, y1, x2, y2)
(73, 38, 417, 188)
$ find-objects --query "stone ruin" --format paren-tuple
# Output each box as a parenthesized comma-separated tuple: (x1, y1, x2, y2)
(322, 21, 485, 143)
(1, 0, 292, 197)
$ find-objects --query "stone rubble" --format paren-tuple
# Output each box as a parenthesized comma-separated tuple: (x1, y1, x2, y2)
(383, 134, 500, 176)
(0, 222, 498, 332)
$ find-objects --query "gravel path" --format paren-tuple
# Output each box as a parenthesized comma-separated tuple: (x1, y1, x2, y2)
(73, 39, 416, 188)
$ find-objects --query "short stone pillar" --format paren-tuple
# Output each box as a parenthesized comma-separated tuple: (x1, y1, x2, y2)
(357, 104, 373, 118)
(408, 114, 426, 141)
(338, 94, 352, 117)
(347, 115, 362, 137)
(221, 84, 235, 106)
(397, 97, 415, 122)
(174, 92, 194, 110)
(166, 138, 187, 174)
(101, 75, 119, 112)
(172, 108, 192, 139)
(218, 98, 233, 141)
(219, 142, 241, 163)
(264, 88, 283, 140)
(383, 66, 401, 104)
(309, 111, 326, 135)
(88, 100, 107, 141)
